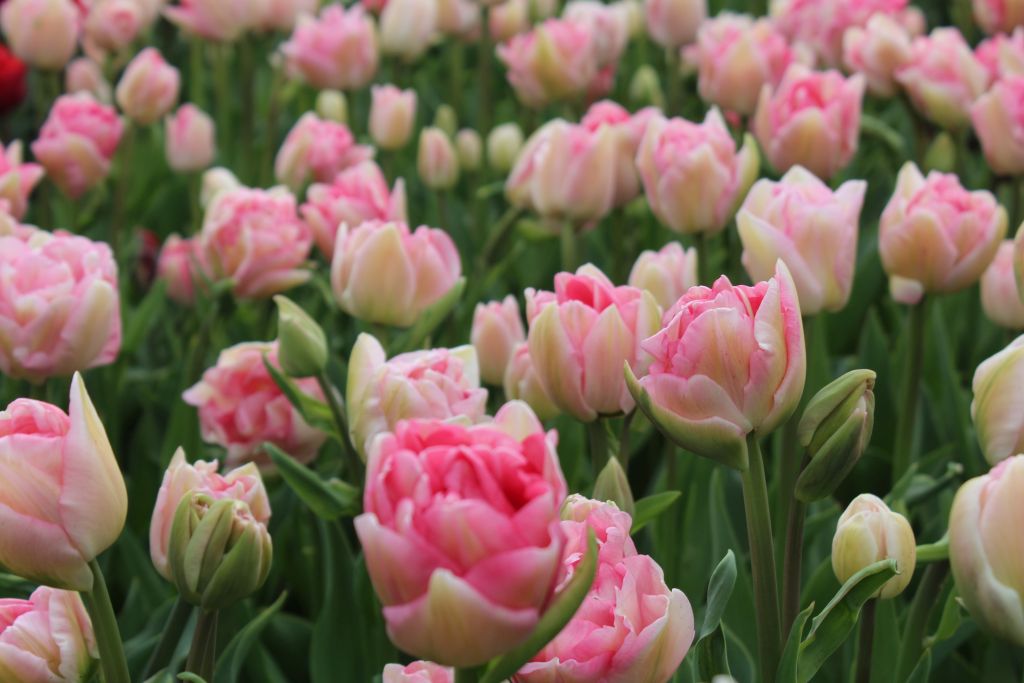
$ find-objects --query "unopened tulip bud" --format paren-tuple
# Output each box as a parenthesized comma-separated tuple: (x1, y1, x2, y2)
(316, 90, 348, 124)
(628, 64, 665, 109)
(369, 85, 417, 151)
(832, 494, 915, 599)
(795, 370, 875, 502)
(274, 295, 327, 378)
(593, 455, 635, 517)
(115, 48, 181, 125)
(434, 104, 458, 138)
(455, 129, 483, 172)
(0, 0, 78, 70)
(923, 132, 956, 173)
(200, 167, 240, 208)
(418, 127, 459, 191)
(379, 0, 437, 61)
(471, 296, 525, 386)
(168, 493, 273, 610)
(165, 104, 216, 173)
(487, 122, 524, 173)
(982, 241, 1024, 329)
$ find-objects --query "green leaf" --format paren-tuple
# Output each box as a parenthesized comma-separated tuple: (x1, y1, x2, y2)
(479, 530, 598, 683)
(265, 443, 359, 521)
(694, 550, 738, 681)
(905, 649, 932, 683)
(630, 491, 682, 534)
(261, 356, 338, 438)
(924, 588, 963, 649)
(123, 280, 167, 355)
(798, 559, 898, 683)
(213, 593, 288, 683)
(311, 522, 346, 683)
(777, 605, 814, 683)
(178, 675, 208, 683)
(395, 278, 466, 353)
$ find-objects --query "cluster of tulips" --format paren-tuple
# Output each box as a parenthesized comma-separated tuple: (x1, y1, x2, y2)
(4, 0, 1024, 681)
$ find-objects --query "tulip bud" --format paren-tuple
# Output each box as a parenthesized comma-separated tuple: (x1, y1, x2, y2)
(832, 494, 915, 599)
(274, 295, 327, 378)
(487, 122, 525, 173)
(379, 0, 437, 61)
(0, 0, 78, 70)
(593, 455, 635, 517)
(369, 85, 417, 151)
(455, 129, 482, 171)
(316, 90, 348, 124)
(628, 64, 665, 109)
(167, 492, 273, 610)
(795, 370, 876, 502)
(165, 104, 216, 173)
(434, 104, 458, 138)
(418, 127, 460, 191)
(115, 48, 181, 126)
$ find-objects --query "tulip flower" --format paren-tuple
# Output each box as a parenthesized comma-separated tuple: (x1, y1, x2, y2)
(471, 296, 526, 386)
(974, 0, 1024, 34)
(280, 4, 379, 91)
(156, 234, 207, 305)
(0, 374, 128, 591)
(0, 587, 98, 681)
(581, 100, 660, 208)
(972, 335, 1024, 465)
(497, 19, 599, 108)
(563, 1, 630, 68)
(369, 85, 417, 151)
(0, 140, 43, 220)
(163, 0, 262, 42)
(982, 241, 1024, 329)
(842, 13, 916, 97)
(274, 113, 374, 191)
(949, 456, 1024, 646)
(165, 104, 216, 172)
(644, 0, 706, 50)
(379, 0, 437, 61)
(355, 403, 567, 667)
(879, 162, 1006, 304)
(316, 90, 348, 123)
(504, 342, 561, 421)
(115, 48, 181, 125)
(0, 0, 78, 70)
(65, 59, 111, 103)
(487, 122, 524, 173)
(418, 127, 460, 191)
(626, 262, 805, 470)
(490, 0, 529, 42)
(976, 29, 1024, 83)
(737, 166, 867, 315)
(274, 295, 328, 379)
(972, 76, 1024, 176)
(455, 129, 483, 171)
(832, 494, 916, 599)
(628, 242, 699, 310)
(259, 0, 317, 31)
(383, 662, 453, 683)
(83, 0, 143, 59)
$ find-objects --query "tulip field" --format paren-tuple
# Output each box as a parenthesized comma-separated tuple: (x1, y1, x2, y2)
(5, 0, 1024, 681)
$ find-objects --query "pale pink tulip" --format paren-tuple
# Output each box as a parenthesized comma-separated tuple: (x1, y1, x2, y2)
(974, 0, 1024, 34)
(842, 13, 915, 97)
(982, 241, 1024, 329)
(879, 162, 1007, 304)
(504, 342, 561, 421)
(31, 94, 124, 199)
(346, 333, 488, 457)
(490, 0, 529, 42)
(0, 0, 78, 70)
(355, 403, 567, 667)
(275, 112, 373, 191)
(83, 0, 143, 58)
(628, 242, 699, 310)
(0, 141, 43, 219)
(0, 375, 127, 590)
(183, 341, 326, 467)
(752, 65, 865, 180)
(644, 0, 706, 49)
(165, 104, 216, 172)
(418, 127, 460, 191)
(115, 47, 181, 125)
(259, 0, 317, 32)
(497, 19, 599, 108)
(436, 0, 478, 37)
(379, 0, 437, 60)
(580, 101, 660, 208)
(971, 76, 1024, 176)
(637, 108, 760, 235)
(471, 296, 526, 386)
(832, 494, 916, 599)
(331, 220, 461, 328)
(563, 1, 630, 68)
(971, 335, 1024, 465)
(280, 4, 379, 90)
(975, 29, 1024, 82)
(0, 230, 121, 382)
(369, 85, 417, 151)
(770, 0, 910, 67)
(163, 0, 263, 41)
(526, 264, 661, 421)
(65, 58, 112, 103)
(383, 662, 453, 683)
(157, 234, 207, 305)
(0, 587, 97, 681)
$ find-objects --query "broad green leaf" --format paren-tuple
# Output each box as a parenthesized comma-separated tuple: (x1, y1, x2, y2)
(696, 627, 730, 681)
(261, 356, 338, 438)
(311, 522, 347, 683)
(265, 443, 359, 520)
(630, 491, 682, 534)
(695, 551, 738, 681)
(905, 649, 932, 683)
(777, 605, 814, 683)
(178, 675, 208, 683)
(213, 593, 288, 683)
(924, 588, 963, 649)
(123, 280, 167, 355)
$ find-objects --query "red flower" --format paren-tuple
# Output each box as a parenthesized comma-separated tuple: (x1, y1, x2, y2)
(0, 43, 26, 115)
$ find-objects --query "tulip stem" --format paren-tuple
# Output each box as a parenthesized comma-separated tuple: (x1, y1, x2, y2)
(317, 372, 365, 485)
(781, 460, 808, 634)
(455, 667, 483, 683)
(741, 434, 782, 683)
(895, 563, 948, 682)
(81, 559, 131, 683)
(477, 6, 493, 140)
(855, 599, 877, 683)
(559, 221, 577, 271)
(141, 597, 195, 680)
(618, 410, 636, 468)
(186, 609, 220, 681)
(588, 418, 611, 475)
(892, 300, 928, 482)
(695, 232, 709, 285)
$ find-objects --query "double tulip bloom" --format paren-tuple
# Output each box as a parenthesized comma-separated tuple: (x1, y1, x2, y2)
(628, 242, 699, 310)
(497, 19, 599, 108)
(355, 404, 567, 667)
(115, 47, 181, 126)
(0, 587, 97, 682)
(972, 76, 1024, 176)
(164, 0, 263, 42)
(842, 13, 916, 97)
(0, 140, 43, 220)
(879, 162, 1006, 304)
(972, 335, 1024, 466)
(975, 29, 1024, 83)
(981, 242, 1024, 329)
(83, 0, 144, 59)
(974, 0, 1024, 35)
(0, 0, 78, 70)
(157, 234, 206, 305)
(274, 113, 373, 191)
(379, 0, 438, 61)
(383, 661, 452, 683)
(644, 0, 706, 49)
(281, 4, 379, 91)
(580, 101, 660, 208)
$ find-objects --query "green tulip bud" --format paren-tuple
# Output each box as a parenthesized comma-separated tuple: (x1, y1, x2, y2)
(433, 104, 458, 138)
(923, 132, 956, 174)
(167, 493, 273, 610)
(795, 369, 876, 502)
(316, 90, 348, 124)
(629, 65, 665, 110)
(593, 456, 635, 518)
(274, 295, 327, 378)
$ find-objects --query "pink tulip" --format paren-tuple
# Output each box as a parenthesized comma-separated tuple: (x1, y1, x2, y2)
(974, 0, 1024, 34)
(842, 13, 915, 97)
(490, 0, 529, 42)
(637, 108, 760, 235)
(975, 29, 1024, 82)
(526, 264, 661, 421)
(563, 1, 630, 68)
(280, 4, 379, 91)
(504, 342, 561, 421)
(369, 85, 417, 151)
(31, 94, 124, 199)
(0, 230, 121, 382)
(0, 0, 78, 70)
(355, 403, 567, 667)
(157, 234, 207, 305)
(83, 0, 143, 58)
(379, 0, 437, 61)
(644, 0, 706, 49)
(200, 186, 313, 299)
(346, 333, 488, 457)
(505, 119, 618, 227)
(149, 447, 270, 579)
(686, 12, 797, 116)
(497, 19, 599, 108)
(65, 58, 112, 103)
(383, 662, 453, 683)
(259, 0, 317, 32)
(301, 160, 407, 257)
(115, 48, 181, 125)
(0, 587, 97, 680)
(417, 127, 460, 191)
(183, 341, 327, 467)
(0, 374, 128, 590)
(879, 162, 1007, 304)
(737, 166, 867, 315)
(752, 65, 865, 181)
(580, 101, 660, 208)
(471, 296, 526, 386)
(0, 141, 43, 219)
(274, 112, 373, 191)
(770, 0, 910, 67)
(436, 0, 478, 38)
(518, 496, 694, 683)
(972, 336, 1024, 465)
(895, 28, 990, 130)
(628, 242, 699, 310)
(165, 104, 216, 172)
(971, 76, 1024, 176)
(626, 262, 805, 469)
(331, 220, 461, 328)
(982, 241, 1024, 329)
(163, 0, 261, 41)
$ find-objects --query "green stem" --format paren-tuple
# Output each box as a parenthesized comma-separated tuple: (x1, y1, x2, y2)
(141, 597, 194, 680)
(111, 122, 136, 256)
(781, 458, 808, 634)
(665, 49, 681, 117)
(475, 206, 523, 272)
(915, 537, 950, 564)
(455, 667, 482, 683)
(189, 39, 207, 111)
(185, 609, 220, 681)
(81, 559, 131, 683)
(260, 66, 285, 187)
(587, 418, 610, 476)
(477, 7, 493, 140)
(559, 220, 577, 272)
(316, 372, 365, 484)
(695, 232, 709, 286)
(213, 44, 232, 166)
(892, 300, 928, 482)
(855, 599, 877, 683)
(239, 38, 256, 185)
(741, 434, 782, 683)
(618, 411, 636, 468)
(895, 563, 948, 681)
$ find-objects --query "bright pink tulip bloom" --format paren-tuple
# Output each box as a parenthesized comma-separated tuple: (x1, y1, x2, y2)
(974, 0, 1024, 34)
(975, 29, 1024, 82)
(770, 0, 910, 67)
(982, 241, 1024, 329)
(157, 234, 207, 305)
(183, 341, 327, 467)
(518, 496, 694, 683)
(842, 13, 915, 97)
(165, 104, 216, 173)
(471, 295, 526, 386)
(0, 141, 43, 219)
(0, 586, 97, 681)
(199, 186, 313, 299)
(331, 220, 461, 328)
(31, 94, 124, 199)
(83, 0, 143, 58)
(972, 76, 1024, 176)
(644, 0, 706, 50)
(497, 19, 599, 108)
(526, 264, 661, 422)
(280, 4, 379, 90)
(115, 47, 181, 125)
(628, 242, 699, 310)
(149, 447, 270, 579)
(581, 101, 660, 208)
(0, 0, 78, 70)
(0, 374, 128, 590)
(275, 113, 373, 190)
(752, 65, 865, 181)
(369, 85, 417, 151)
(355, 403, 567, 667)
(627, 262, 805, 470)
(383, 662, 453, 683)
(163, 0, 261, 41)
(0, 230, 121, 382)
(879, 162, 1007, 304)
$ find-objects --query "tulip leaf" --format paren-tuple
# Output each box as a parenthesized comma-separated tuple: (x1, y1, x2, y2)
(213, 592, 287, 683)
(630, 490, 681, 534)
(797, 559, 898, 683)
(905, 650, 932, 683)
(777, 605, 815, 683)
(123, 280, 167, 355)
(924, 588, 963, 649)
(264, 443, 360, 520)
(394, 277, 466, 353)
(479, 530, 598, 683)
(178, 675, 208, 683)
(695, 550, 738, 680)
(261, 355, 338, 439)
